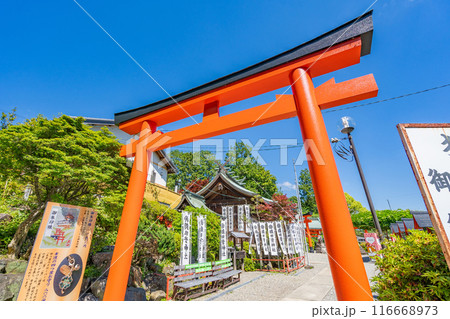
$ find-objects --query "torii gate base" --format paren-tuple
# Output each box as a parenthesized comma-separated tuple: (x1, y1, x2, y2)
(103, 12, 376, 301)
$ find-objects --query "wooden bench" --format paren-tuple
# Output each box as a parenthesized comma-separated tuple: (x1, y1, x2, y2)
(172, 262, 219, 301)
(211, 259, 241, 289)
(172, 259, 241, 300)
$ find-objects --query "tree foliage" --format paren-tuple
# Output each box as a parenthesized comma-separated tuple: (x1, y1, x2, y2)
(297, 168, 318, 216)
(351, 209, 412, 232)
(0, 115, 130, 257)
(166, 150, 218, 191)
(345, 193, 370, 214)
(225, 141, 277, 197)
(256, 193, 297, 221)
(184, 178, 210, 194)
(132, 201, 181, 269)
(373, 231, 450, 301)
(1, 108, 16, 130)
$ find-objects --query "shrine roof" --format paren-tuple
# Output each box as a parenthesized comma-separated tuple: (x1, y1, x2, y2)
(175, 190, 217, 215)
(410, 211, 433, 228)
(197, 167, 273, 203)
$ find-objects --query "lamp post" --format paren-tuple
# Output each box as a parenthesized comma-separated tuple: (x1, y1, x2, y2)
(338, 117, 383, 238)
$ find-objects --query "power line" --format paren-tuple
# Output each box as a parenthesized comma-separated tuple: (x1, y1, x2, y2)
(323, 83, 450, 114)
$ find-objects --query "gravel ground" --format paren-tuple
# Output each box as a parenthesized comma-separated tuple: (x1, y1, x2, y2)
(194, 253, 379, 301)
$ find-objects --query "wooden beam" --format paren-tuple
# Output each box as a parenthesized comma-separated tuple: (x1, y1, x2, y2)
(315, 74, 378, 109)
(118, 38, 362, 134)
(120, 73, 378, 157)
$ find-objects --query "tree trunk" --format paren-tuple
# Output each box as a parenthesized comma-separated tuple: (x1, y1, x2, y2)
(7, 205, 45, 259)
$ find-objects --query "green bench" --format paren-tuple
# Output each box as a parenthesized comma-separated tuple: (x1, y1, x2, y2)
(172, 259, 241, 300)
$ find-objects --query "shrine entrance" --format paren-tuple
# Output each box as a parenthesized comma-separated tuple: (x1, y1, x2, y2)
(104, 11, 378, 301)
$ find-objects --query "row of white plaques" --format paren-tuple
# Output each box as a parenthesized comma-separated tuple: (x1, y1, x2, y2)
(180, 208, 306, 265)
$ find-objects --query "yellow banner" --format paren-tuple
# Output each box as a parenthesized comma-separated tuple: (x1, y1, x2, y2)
(17, 202, 97, 301)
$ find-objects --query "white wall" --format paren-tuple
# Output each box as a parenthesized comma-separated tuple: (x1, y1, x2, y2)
(88, 123, 168, 186)
(148, 152, 168, 187)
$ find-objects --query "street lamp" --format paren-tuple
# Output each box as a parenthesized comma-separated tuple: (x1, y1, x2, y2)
(337, 116, 383, 238)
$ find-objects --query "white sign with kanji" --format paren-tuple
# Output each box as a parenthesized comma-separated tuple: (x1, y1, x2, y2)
(222, 206, 228, 217)
(398, 124, 450, 268)
(197, 215, 207, 263)
(220, 218, 228, 260)
(290, 223, 302, 255)
(237, 205, 245, 231)
(267, 222, 278, 256)
(245, 205, 251, 233)
(180, 211, 192, 265)
(252, 222, 261, 256)
(228, 206, 234, 232)
(285, 222, 295, 254)
(275, 221, 287, 255)
(259, 222, 269, 256)
(294, 223, 304, 256)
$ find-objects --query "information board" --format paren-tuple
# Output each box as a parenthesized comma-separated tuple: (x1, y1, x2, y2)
(398, 124, 450, 268)
(17, 202, 97, 301)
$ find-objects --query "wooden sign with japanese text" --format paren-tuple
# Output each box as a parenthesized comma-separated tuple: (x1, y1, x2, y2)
(398, 123, 450, 268)
(17, 202, 97, 301)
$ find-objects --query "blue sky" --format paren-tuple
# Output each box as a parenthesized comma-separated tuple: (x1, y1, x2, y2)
(1, 0, 449, 211)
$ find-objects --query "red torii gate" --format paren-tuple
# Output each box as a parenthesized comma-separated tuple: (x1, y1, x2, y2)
(104, 12, 377, 301)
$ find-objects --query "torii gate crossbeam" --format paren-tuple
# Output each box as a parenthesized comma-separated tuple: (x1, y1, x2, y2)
(104, 11, 376, 301)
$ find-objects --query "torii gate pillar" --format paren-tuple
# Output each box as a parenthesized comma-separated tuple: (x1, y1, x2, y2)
(290, 68, 372, 300)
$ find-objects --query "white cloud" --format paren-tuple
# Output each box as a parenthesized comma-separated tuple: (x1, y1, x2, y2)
(277, 181, 297, 191)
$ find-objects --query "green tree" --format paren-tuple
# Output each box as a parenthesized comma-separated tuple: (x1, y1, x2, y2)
(1, 108, 17, 129)
(166, 150, 218, 191)
(0, 115, 130, 258)
(345, 193, 370, 214)
(351, 209, 412, 232)
(225, 141, 277, 197)
(297, 168, 318, 216)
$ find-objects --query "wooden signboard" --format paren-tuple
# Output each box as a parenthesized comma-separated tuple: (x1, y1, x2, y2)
(398, 123, 450, 269)
(17, 202, 97, 301)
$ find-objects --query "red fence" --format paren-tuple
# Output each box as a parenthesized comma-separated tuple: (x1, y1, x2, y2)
(251, 256, 304, 273)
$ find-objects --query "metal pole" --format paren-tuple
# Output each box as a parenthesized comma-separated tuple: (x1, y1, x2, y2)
(292, 160, 310, 266)
(290, 68, 372, 301)
(347, 133, 383, 238)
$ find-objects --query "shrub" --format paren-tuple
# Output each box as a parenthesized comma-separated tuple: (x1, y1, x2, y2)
(372, 230, 450, 301)
(243, 257, 256, 271)
(243, 242, 257, 271)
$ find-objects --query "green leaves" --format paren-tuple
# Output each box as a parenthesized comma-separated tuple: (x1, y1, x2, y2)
(297, 168, 318, 216)
(373, 231, 450, 301)
(166, 150, 218, 191)
(0, 114, 131, 256)
(0, 115, 129, 207)
(351, 209, 412, 232)
(225, 141, 277, 197)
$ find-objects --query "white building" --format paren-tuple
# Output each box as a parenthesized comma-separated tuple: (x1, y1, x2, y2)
(78, 117, 177, 187)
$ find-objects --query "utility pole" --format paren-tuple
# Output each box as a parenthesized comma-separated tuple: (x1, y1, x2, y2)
(347, 133, 383, 238)
(293, 160, 310, 266)
(387, 199, 392, 211)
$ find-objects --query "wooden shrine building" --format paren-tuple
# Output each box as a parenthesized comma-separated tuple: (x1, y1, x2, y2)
(196, 166, 272, 215)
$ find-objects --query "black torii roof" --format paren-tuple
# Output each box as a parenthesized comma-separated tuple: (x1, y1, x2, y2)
(115, 11, 373, 125)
